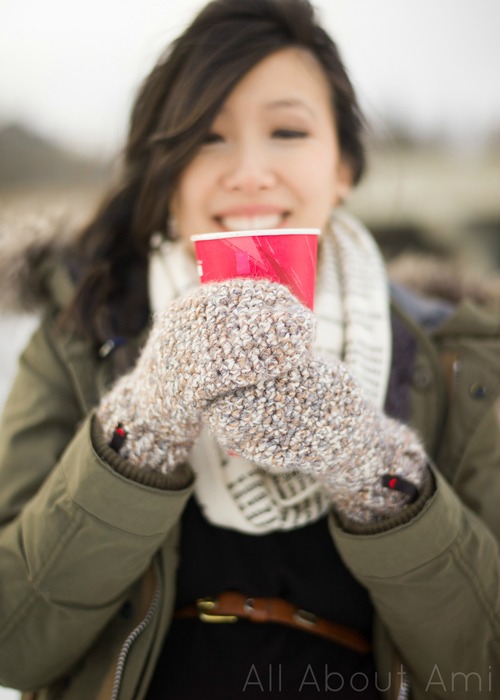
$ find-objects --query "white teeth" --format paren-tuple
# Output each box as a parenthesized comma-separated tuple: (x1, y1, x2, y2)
(220, 215, 284, 231)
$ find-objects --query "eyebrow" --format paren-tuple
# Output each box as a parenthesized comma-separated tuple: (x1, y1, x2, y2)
(216, 98, 317, 121)
(264, 98, 316, 117)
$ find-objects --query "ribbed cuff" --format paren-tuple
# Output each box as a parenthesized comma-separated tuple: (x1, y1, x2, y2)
(332, 465, 435, 535)
(91, 414, 194, 491)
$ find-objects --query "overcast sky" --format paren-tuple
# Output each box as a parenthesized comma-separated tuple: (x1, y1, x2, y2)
(1, 0, 499, 157)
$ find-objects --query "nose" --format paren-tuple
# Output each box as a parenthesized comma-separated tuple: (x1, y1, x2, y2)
(222, 143, 276, 193)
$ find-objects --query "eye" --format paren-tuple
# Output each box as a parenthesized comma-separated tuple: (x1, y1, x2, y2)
(272, 128, 308, 139)
(203, 132, 224, 145)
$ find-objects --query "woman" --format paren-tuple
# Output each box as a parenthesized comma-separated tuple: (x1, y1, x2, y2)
(0, 0, 499, 698)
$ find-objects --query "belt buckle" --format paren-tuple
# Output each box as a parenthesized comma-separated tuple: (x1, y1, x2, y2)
(294, 609, 318, 627)
(196, 597, 238, 623)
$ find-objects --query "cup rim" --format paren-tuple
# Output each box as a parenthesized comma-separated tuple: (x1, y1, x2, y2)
(190, 228, 321, 242)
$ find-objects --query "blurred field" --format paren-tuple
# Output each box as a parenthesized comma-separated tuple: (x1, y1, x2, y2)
(351, 143, 500, 269)
(0, 182, 104, 222)
(353, 144, 500, 234)
(0, 314, 39, 411)
(0, 688, 19, 699)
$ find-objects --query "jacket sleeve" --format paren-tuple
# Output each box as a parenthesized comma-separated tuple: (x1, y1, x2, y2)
(328, 300, 500, 699)
(330, 435, 500, 698)
(0, 314, 193, 690)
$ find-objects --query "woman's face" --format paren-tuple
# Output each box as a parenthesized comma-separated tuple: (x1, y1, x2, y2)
(170, 47, 352, 240)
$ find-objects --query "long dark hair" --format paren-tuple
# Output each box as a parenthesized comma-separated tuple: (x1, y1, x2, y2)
(71, 0, 366, 343)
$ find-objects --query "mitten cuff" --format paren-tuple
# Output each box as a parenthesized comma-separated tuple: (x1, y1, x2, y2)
(332, 464, 435, 534)
(96, 369, 201, 474)
(92, 415, 194, 490)
(321, 416, 429, 525)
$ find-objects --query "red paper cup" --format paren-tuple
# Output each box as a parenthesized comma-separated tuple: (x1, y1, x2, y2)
(191, 228, 320, 310)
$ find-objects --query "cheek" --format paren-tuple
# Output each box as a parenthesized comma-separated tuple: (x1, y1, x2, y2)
(174, 159, 213, 207)
(173, 179, 196, 214)
(292, 150, 339, 203)
(169, 179, 196, 235)
(170, 163, 217, 239)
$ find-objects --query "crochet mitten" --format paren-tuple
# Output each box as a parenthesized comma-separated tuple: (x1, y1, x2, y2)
(204, 356, 428, 523)
(97, 278, 315, 473)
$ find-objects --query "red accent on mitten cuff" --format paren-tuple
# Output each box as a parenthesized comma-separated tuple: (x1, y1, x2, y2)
(109, 423, 127, 452)
(381, 473, 419, 503)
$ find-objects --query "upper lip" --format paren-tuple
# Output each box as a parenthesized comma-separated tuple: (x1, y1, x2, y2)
(214, 206, 288, 218)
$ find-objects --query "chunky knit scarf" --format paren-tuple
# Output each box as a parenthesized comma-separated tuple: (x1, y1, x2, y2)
(149, 211, 391, 533)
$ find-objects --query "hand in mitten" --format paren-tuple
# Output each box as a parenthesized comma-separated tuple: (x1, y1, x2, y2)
(204, 356, 428, 524)
(97, 278, 315, 473)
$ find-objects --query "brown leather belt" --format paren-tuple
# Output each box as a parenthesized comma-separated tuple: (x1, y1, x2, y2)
(174, 591, 371, 654)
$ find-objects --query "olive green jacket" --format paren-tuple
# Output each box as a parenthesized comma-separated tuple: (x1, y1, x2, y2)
(0, 252, 499, 700)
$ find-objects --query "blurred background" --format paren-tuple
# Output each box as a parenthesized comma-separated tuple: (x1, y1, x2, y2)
(0, 0, 499, 693)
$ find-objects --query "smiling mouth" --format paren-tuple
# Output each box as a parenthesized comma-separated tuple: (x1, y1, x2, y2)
(215, 213, 288, 231)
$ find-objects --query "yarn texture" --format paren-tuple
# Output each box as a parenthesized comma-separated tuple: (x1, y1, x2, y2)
(97, 278, 314, 472)
(204, 356, 428, 523)
(148, 213, 396, 532)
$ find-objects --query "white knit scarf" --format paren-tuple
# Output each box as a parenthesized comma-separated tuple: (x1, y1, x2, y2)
(149, 210, 391, 533)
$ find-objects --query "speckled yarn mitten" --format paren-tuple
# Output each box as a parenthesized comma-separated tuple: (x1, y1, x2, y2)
(97, 278, 315, 473)
(204, 356, 428, 523)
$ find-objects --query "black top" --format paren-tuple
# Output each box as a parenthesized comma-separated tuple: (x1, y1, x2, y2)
(146, 497, 381, 699)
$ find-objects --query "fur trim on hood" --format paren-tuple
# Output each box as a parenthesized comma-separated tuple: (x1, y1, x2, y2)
(388, 253, 500, 309)
(1, 212, 500, 315)
(0, 210, 80, 314)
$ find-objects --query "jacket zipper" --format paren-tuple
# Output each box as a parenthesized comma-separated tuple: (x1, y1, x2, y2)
(397, 672, 410, 700)
(451, 357, 461, 395)
(110, 585, 161, 700)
